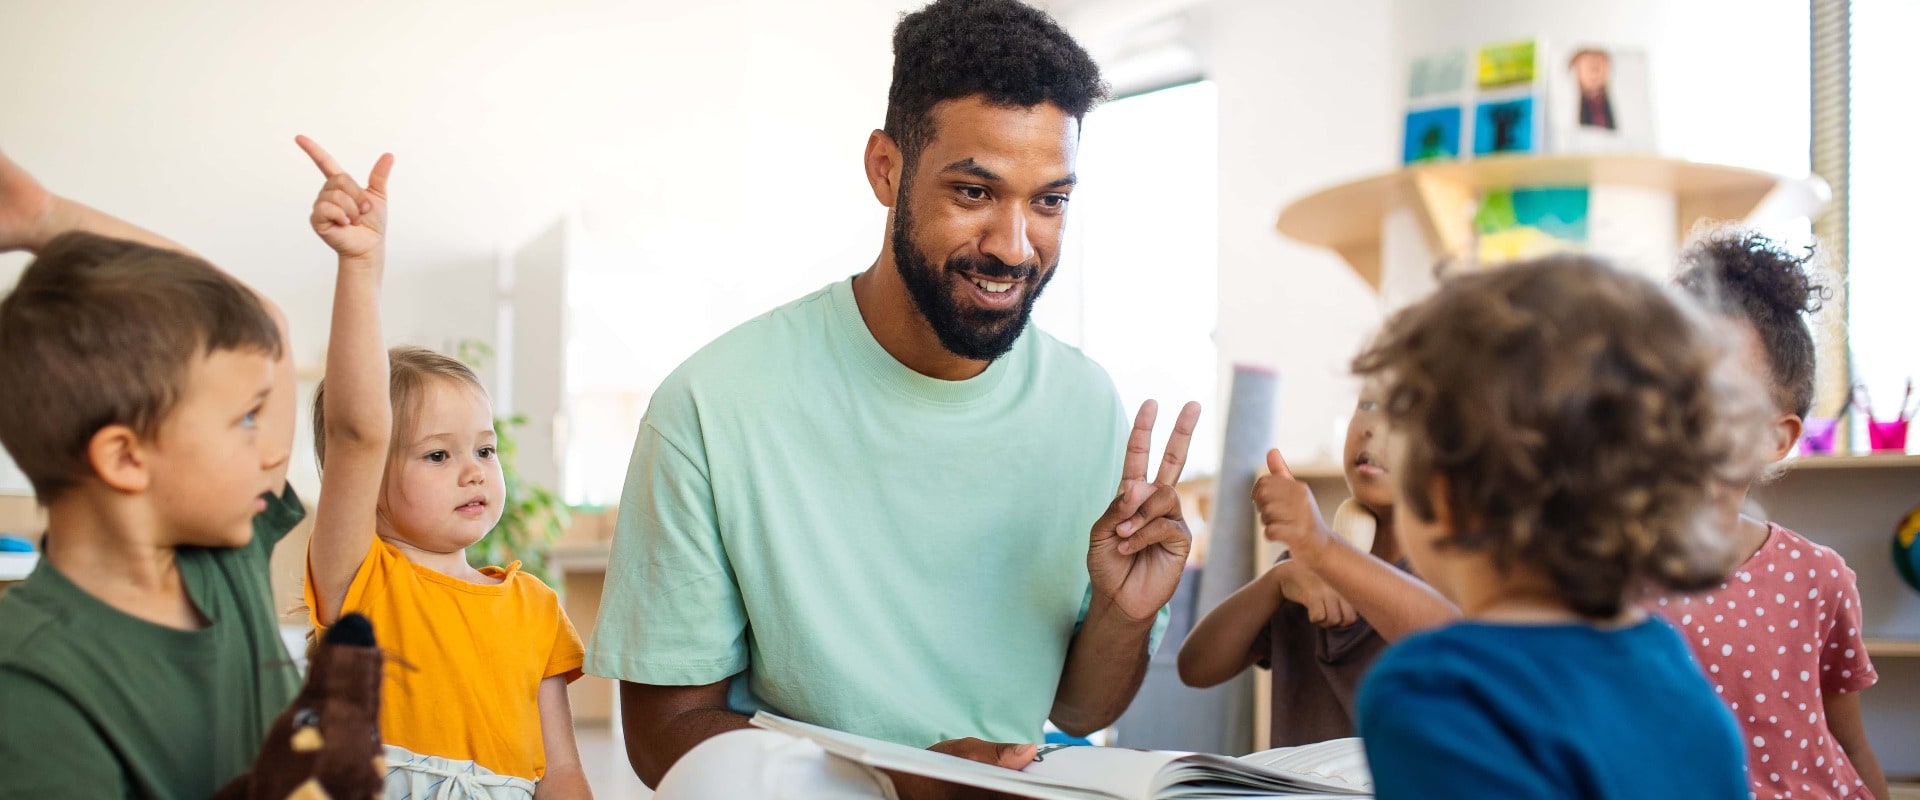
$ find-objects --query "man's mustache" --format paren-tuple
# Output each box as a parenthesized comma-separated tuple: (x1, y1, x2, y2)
(948, 255, 1040, 281)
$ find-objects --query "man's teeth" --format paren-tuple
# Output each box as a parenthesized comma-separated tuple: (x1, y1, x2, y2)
(969, 277, 1015, 294)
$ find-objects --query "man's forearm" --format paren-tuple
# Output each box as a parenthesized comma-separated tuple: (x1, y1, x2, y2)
(619, 683, 753, 788)
(1050, 599, 1155, 736)
(36, 195, 195, 256)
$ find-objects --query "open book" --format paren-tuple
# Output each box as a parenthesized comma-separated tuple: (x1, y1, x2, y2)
(750, 713, 1372, 800)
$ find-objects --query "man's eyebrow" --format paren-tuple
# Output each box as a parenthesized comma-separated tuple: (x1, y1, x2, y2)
(941, 158, 1001, 183)
(940, 159, 1076, 191)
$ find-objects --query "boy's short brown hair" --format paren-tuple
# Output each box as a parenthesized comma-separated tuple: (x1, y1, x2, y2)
(1353, 256, 1772, 618)
(0, 232, 283, 500)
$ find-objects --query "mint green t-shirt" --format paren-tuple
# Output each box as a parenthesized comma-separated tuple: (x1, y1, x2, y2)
(587, 277, 1164, 747)
(0, 485, 306, 800)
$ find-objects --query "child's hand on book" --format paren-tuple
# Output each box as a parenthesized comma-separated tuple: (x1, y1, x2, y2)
(296, 135, 392, 262)
(1255, 448, 1337, 563)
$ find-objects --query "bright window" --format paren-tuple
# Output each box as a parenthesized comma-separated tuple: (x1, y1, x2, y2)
(1847, 0, 1920, 437)
(1038, 80, 1222, 476)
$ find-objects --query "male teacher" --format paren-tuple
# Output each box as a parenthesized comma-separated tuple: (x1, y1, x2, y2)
(586, 1, 1201, 795)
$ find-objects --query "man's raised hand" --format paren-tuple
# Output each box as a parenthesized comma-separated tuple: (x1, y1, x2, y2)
(1087, 400, 1202, 622)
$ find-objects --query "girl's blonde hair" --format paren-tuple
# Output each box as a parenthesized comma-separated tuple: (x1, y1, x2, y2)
(312, 345, 486, 469)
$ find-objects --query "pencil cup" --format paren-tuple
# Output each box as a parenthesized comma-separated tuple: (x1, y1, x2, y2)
(1800, 418, 1839, 455)
(1867, 419, 1909, 453)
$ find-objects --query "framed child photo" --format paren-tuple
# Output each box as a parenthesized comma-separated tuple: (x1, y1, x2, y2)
(1549, 45, 1656, 153)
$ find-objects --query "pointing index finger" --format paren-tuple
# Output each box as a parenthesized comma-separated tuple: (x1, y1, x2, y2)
(295, 135, 347, 178)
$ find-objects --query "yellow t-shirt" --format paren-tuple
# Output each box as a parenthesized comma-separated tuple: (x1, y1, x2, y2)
(306, 537, 584, 780)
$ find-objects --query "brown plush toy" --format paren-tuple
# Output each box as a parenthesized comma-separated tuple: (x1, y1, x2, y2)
(213, 612, 386, 800)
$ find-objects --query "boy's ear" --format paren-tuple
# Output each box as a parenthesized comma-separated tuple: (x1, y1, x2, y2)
(87, 424, 152, 494)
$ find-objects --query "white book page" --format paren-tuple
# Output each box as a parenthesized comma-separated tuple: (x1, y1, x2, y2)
(751, 714, 1118, 800)
(1230, 738, 1373, 793)
(1023, 745, 1196, 800)
(751, 714, 1372, 800)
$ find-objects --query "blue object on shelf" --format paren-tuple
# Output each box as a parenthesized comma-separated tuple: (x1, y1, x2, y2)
(1043, 730, 1093, 747)
(0, 535, 33, 553)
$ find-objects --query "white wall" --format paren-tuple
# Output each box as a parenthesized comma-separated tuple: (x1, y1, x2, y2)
(1193, 0, 1398, 466)
(0, 0, 1817, 480)
(0, 0, 912, 351)
(1391, 0, 1809, 174)
(1171, 0, 1811, 464)
(0, 0, 914, 491)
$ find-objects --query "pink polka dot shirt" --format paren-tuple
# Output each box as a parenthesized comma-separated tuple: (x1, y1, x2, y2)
(1653, 524, 1879, 799)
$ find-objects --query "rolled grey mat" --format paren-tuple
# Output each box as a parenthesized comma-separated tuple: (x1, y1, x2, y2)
(1111, 364, 1278, 755)
(1195, 363, 1280, 754)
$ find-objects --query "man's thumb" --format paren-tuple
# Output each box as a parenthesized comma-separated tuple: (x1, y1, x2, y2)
(997, 742, 1038, 769)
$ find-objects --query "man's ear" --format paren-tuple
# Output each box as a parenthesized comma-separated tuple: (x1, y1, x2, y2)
(864, 129, 904, 209)
(87, 424, 152, 494)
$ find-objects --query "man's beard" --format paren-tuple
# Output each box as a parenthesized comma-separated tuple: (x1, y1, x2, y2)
(891, 194, 1056, 362)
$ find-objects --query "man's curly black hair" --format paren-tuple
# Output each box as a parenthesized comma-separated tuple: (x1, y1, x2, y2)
(884, 0, 1107, 179)
(1676, 231, 1830, 419)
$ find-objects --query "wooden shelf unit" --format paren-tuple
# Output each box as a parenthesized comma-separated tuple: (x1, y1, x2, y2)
(1273, 154, 1829, 289)
(1783, 453, 1920, 471)
(1866, 638, 1920, 659)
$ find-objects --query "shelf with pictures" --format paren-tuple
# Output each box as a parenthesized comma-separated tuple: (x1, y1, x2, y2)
(1274, 153, 1827, 292)
(1278, 37, 1828, 296)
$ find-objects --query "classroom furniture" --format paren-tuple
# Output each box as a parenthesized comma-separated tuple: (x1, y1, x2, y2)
(1274, 153, 1828, 300)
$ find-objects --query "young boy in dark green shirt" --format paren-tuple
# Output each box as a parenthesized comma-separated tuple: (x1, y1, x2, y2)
(0, 149, 307, 799)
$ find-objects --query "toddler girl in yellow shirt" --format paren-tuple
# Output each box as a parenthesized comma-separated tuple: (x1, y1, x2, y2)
(294, 137, 592, 800)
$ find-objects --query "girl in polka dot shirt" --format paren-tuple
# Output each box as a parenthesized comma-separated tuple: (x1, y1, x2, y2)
(1652, 231, 1887, 800)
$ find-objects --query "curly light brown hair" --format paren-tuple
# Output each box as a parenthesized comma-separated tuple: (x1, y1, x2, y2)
(1353, 256, 1774, 618)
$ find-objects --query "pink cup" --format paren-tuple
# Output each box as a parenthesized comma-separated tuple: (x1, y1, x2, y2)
(1868, 419, 1910, 453)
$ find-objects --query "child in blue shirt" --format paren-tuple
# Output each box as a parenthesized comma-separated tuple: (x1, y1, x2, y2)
(1264, 256, 1771, 798)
